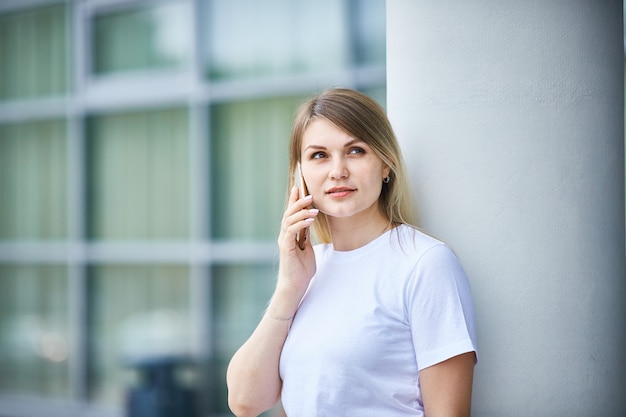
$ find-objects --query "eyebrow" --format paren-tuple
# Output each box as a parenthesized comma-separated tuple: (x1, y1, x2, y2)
(304, 139, 363, 152)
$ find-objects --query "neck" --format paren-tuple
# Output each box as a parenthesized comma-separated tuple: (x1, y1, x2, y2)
(327, 208, 391, 251)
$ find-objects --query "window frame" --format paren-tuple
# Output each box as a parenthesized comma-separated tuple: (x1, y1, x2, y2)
(0, 0, 386, 415)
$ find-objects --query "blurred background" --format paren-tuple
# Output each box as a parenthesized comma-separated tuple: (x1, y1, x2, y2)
(0, 0, 385, 416)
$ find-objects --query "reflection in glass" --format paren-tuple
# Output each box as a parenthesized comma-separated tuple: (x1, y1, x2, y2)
(0, 4, 68, 100)
(210, 96, 305, 240)
(0, 265, 69, 397)
(92, 3, 190, 74)
(205, 0, 350, 79)
(210, 264, 277, 415)
(87, 108, 189, 240)
(0, 120, 67, 239)
(87, 264, 191, 406)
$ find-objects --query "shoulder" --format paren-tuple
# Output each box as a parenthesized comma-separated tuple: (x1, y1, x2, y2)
(390, 224, 454, 263)
(392, 225, 470, 293)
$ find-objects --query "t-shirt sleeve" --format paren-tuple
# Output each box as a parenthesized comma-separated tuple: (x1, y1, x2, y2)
(405, 243, 478, 371)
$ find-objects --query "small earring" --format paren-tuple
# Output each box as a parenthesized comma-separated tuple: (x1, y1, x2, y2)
(383, 176, 391, 184)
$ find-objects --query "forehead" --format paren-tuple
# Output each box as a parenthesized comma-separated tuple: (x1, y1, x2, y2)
(301, 118, 360, 148)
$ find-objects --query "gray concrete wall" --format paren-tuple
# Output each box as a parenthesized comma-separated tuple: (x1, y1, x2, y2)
(387, 1, 626, 415)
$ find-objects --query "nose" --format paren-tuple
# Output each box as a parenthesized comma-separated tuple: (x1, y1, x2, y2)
(329, 157, 349, 180)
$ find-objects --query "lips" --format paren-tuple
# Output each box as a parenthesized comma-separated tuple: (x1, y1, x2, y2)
(326, 186, 356, 197)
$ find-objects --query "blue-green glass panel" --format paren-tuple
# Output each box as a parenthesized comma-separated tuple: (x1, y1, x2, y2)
(87, 108, 189, 239)
(0, 120, 67, 239)
(205, 0, 350, 80)
(210, 96, 306, 240)
(87, 264, 191, 406)
(0, 4, 68, 99)
(209, 263, 277, 415)
(0, 265, 69, 398)
(353, 0, 386, 65)
(361, 85, 387, 110)
(92, 3, 190, 74)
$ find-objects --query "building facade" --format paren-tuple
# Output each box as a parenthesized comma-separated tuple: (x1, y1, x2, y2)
(0, 1, 386, 416)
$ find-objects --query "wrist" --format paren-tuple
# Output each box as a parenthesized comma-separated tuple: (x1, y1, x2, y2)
(268, 286, 302, 320)
(265, 311, 294, 321)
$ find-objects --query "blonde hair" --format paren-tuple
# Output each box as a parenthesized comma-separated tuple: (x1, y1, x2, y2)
(286, 88, 419, 244)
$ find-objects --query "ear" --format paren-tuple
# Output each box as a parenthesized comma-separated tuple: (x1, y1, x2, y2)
(383, 165, 391, 180)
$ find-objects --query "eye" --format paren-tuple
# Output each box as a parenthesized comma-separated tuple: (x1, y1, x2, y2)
(311, 151, 327, 159)
(348, 147, 365, 155)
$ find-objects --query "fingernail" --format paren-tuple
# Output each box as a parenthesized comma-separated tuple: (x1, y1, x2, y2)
(309, 208, 319, 214)
(304, 217, 315, 223)
(304, 195, 313, 201)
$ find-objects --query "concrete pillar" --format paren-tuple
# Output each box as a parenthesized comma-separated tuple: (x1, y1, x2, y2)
(387, 1, 626, 416)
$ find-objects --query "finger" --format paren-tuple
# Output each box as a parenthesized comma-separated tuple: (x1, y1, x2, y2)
(283, 208, 318, 233)
(285, 194, 314, 219)
(288, 184, 299, 205)
(288, 217, 316, 246)
(295, 209, 318, 226)
(280, 208, 318, 243)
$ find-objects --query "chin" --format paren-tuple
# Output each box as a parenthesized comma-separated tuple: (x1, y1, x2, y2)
(319, 206, 362, 219)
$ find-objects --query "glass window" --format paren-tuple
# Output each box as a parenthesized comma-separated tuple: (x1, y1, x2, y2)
(0, 4, 68, 100)
(86, 108, 189, 240)
(361, 85, 387, 110)
(204, 0, 350, 80)
(210, 95, 306, 240)
(87, 264, 191, 406)
(0, 0, 386, 414)
(0, 120, 67, 240)
(92, 3, 190, 75)
(0, 265, 69, 398)
(209, 264, 277, 415)
(353, 0, 386, 66)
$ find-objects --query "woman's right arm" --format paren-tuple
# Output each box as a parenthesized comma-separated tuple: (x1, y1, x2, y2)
(226, 186, 318, 417)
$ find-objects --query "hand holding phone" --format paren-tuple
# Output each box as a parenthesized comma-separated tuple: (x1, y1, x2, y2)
(295, 162, 310, 250)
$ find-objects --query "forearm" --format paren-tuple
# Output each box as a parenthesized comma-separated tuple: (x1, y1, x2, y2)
(226, 287, 302, 416)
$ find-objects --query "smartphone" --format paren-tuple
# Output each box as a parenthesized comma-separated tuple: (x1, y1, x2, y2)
(295, 162, 310, 250)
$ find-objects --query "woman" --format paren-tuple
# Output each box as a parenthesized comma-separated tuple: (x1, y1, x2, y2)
(227, 88, 478, 417)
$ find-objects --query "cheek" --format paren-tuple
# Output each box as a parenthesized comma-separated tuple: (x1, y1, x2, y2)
(303, 171, 323, 195)
(366, 172, 385, 198)
(309, 181, 326, 199)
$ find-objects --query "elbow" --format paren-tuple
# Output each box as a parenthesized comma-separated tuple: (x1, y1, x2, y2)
(228, 390, 278, 417)
(226, 360, 280, 416)
(227, 393, 270, 417)
(228, 403, 255, 417)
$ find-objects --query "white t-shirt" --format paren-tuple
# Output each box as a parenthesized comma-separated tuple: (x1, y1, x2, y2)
(279, 224, 477, 417)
